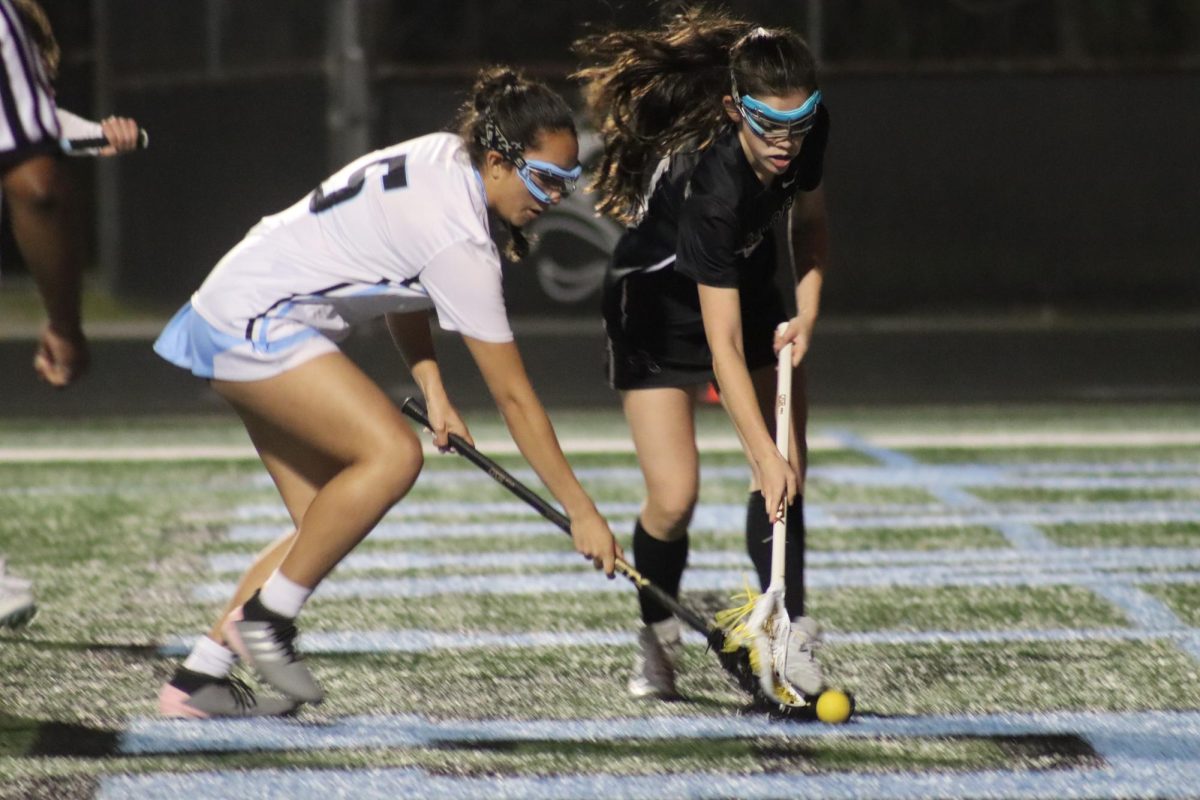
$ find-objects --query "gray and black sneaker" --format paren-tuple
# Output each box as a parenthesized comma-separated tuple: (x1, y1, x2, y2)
(158, 667, 300, 718)
(223, 592, 324, 704)
(0, 576, 36, 630)
(776, 615, 825, 696)
(628, 617, 683, 700)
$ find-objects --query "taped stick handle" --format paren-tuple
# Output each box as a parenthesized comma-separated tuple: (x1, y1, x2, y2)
(400, 397, 719, 641)
(60, 127, 149, 154)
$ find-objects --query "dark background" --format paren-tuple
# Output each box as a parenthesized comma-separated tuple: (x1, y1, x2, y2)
(1, 1, 1197, 415)
(7, 0, 1198, 317)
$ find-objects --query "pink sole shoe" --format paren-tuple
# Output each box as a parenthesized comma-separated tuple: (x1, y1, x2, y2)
(157, 683, 209, 719)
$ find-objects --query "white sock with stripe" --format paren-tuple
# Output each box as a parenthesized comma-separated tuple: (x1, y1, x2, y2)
(258, 570, 312, 618)
(183, 635, 235, 679)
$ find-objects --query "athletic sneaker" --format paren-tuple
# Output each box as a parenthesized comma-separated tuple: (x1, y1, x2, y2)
(223, 592, 324, 704)
(0, 576, 37, 630)
(158, 667, 300, 718)
(776, 615, 824, 696)
(628, 617, 683, 700)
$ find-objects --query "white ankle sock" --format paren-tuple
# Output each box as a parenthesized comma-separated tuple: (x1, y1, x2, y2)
(183, 635, 235, 678)
(258, 571, 312, 618)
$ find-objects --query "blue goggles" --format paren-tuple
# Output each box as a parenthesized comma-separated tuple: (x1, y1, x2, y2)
(735, 88, 822, 140)
(477, 118, 582, 204)
(517, 159, 583, 205)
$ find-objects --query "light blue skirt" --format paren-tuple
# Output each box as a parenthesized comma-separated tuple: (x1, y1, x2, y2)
(153, 302, 337, 381)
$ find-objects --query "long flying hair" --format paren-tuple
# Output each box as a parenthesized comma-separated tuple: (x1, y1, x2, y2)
(454, 66, 577, 261)
(575, 8, 817, 224)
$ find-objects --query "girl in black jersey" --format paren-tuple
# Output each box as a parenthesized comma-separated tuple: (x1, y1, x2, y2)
(576, 10, 831, 699)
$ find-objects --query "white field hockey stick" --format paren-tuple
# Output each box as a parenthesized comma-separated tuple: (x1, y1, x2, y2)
(714, 325, 808, 707)
(59, 128, 149, 156)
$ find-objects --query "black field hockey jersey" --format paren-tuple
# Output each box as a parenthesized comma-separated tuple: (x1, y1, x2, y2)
(608, 107, 829, 341)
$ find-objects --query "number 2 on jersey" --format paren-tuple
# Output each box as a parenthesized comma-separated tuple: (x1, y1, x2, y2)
(309, 154, 408, 213)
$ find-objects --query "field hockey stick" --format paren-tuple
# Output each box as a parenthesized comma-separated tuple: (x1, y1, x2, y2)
(400, 397, 762, 696)
(60, 128, 149, 156)
(710, 325, 812, 709)
(741, 328, 808, 706)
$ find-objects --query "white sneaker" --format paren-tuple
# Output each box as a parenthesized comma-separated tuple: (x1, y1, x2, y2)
(628, 618, 683, 699)
(776, 616, 824, 696)
(0, 576, 36, 630)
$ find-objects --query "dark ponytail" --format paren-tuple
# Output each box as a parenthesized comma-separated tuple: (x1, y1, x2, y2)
(574, 9, 817, 224)
(12, 0, 60, 81)
(455, 66, 577, 261)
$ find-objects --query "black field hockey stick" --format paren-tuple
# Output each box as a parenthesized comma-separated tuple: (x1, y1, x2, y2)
(400, 397, 766, 701)
(60, 128, 149, 155)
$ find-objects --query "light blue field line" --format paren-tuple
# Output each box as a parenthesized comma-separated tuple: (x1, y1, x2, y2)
(116, 708, 1200, 755)
(110, 707, 1200, 800)
(157, 626, 1200, 658)
(233, 499, 651, 521)
(191, 568, 1200, 602)
(327, 464, 1200, 490)
(109, 710, 1200, 800)
(840, 437, 1196, 659)
(206, 545, 1200, 575)
(93, 763, 1200, 800)
(224, 501, 1200, 541)
(229, 498, 1200, 523)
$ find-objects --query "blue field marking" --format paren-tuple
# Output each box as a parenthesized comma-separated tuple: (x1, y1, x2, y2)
(208, 545, 1200, 576)
(158, 625, 1200, 659)
(92, 765, 1200, 800)
(224, 500, 1200, 542)
(832, 438, 1199, 667)
(104, 710, 1200, 800)
(116, 708, 1200, 754)
(191, 567, 1200, 603)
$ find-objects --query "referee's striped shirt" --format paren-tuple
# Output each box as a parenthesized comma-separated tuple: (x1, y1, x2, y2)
(0, 0, 60, 157)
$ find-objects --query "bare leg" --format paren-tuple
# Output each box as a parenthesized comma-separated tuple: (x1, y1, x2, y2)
(621, 384, 703, 698)
(203, 403, 341, 641)
(2, 155, 89, 386)
(739, 361, 811, 618)
(211, 351, 424, 591)
(735, 362, 809, 493)
(622, 385, 703, 541)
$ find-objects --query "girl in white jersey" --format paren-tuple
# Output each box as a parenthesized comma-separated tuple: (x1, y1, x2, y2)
(154, 67, 623, 718)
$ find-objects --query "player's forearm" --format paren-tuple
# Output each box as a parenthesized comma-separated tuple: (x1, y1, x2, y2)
(55, 108, 102, 141)
(466, 337, 597, 519)
(386, 311, 446, 402)
(496, 390, 596, 519)
(710, 341, 776, 462)
(794, 264, 823, 335)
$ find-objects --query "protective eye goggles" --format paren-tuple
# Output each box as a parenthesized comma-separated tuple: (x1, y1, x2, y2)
(517, 159, 583, 204)
(734, 87, 822, 141)
(477, 117, 582, 205)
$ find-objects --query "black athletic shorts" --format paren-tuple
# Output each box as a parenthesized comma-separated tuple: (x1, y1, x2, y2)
(602, 270, 785, 391)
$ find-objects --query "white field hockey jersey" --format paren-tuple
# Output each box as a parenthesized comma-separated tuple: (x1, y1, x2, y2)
(191, 132, 513, 345)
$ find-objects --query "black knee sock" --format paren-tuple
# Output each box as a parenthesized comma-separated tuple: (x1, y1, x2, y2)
(745, 491, 807, 618)
(632, 518, 689, 625)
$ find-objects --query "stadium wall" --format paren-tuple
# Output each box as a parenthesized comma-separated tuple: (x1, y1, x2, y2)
(111, 71, 1199, 313)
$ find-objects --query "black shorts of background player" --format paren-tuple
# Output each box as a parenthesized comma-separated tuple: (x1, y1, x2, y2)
(575, 9, 832, 699)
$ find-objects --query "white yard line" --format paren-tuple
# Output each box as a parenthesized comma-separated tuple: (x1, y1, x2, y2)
(4, 430, 1200, 463)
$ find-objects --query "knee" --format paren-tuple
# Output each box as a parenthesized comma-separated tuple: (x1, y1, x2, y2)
(367, 435, 424, 504)
(642, 489, 697, 538)
(4, 160, 66, 215)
